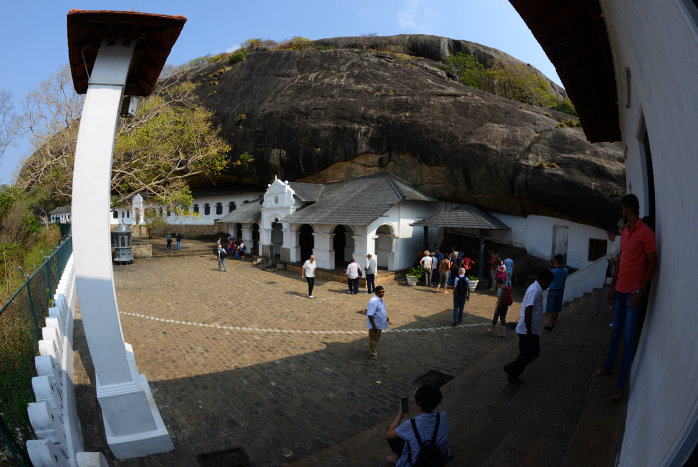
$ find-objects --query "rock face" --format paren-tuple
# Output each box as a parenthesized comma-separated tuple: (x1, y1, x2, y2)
(189, 35, 624, 227)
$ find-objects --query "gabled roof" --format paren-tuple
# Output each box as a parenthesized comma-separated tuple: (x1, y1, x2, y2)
(288, 182, 323, 202)
(283, 172, 437, 225)
(49, 206, 71, 215)
(215, 197, 263, 224)
(412, 204, 509, 230)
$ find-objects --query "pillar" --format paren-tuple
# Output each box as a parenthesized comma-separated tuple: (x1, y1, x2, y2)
(241, 225, 253, 253)
(312, 226, 334, 269)
(71, 39, 172, 459)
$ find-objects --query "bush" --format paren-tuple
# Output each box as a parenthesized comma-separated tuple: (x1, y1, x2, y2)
(407, 266, 424, 280)
(227, 49, 247, 64)
(290, 36, 313, 50)
(550, 99, 577, 116)
(315, 45, 336, 51)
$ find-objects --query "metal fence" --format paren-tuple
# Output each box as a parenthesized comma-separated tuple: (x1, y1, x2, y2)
(0, 235, 72, 466)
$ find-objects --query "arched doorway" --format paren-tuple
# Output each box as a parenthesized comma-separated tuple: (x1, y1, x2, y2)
(252, 223, 260, 254)
(375, 224, 395, 269)
(271, 220, 283, 258)
(236, 223, 243, 240)
(333, 225, 354, 268)
(299, 224, 314, 262)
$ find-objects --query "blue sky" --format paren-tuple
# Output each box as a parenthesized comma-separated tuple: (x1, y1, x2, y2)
(0, 0, 560, 185)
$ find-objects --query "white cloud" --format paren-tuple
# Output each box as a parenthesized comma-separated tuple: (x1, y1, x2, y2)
(225, 43, 242, 53)
(398, 0, 422, 29)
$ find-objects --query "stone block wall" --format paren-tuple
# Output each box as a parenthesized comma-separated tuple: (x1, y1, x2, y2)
(131, 243, 152, 259)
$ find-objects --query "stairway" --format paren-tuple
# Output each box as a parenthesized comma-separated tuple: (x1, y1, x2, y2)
(291, 289, 628, 466)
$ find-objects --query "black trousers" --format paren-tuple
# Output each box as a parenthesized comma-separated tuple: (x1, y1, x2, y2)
(504, 334, 540, 378)
(306, 277, 315, 296)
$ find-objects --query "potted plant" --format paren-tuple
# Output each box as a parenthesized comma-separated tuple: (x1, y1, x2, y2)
(468, 275, 480, 292)
(406, 266, 424, 286)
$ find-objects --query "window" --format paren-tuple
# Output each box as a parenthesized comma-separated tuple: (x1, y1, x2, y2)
(126, 210, 130, 218)
(113, 211, 118, 219)
(121, 211, 125, 218)
(588, 238, 608, 262)
(274, 195, 279, 204)
(216, 202, 223, 215)
(193, 204, 199, 214)
(228, 202, 236, 213)
(204, 204, 211, 215)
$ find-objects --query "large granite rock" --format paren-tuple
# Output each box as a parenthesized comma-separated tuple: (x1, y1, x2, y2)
(189, 35, 624, 227)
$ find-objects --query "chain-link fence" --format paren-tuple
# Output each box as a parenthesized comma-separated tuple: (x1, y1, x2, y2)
(0, 235, 72, 466)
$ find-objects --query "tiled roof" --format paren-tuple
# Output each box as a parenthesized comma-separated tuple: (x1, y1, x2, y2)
(215, 197, 263, 224)
(283, 173, 437, 225)
(49, 206, 71, 215)
(412, 204, 509, 230)
(288, 182, 323, 202)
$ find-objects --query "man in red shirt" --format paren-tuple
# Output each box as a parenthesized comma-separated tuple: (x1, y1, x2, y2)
(594, 194, 657, 400)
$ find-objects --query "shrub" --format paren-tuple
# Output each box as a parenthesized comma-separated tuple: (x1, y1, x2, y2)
(236, 113, 247, 123)
(234, 151, 255, 168)
(550, 98, 577, 116)
(227, 49, 247, 64)
(315, 45, 336, 51)
(556, 122, 567, 128)
(537, 161, 548, 169)
(209, 54, 223, 63)
(407, 266, 424, 280)
(290, 36, 313, 50)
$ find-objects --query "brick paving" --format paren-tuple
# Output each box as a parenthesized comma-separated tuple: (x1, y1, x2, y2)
(73, 256, 517, 466)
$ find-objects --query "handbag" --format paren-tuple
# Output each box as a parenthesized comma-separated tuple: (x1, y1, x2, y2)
(358, 267, 363, 277)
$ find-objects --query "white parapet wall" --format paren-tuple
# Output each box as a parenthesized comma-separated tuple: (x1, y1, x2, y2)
(25, 255, 107, 467)
(540, 253, 610, 309)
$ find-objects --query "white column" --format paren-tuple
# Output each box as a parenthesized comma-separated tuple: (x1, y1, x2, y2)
(71, 40, 172, 459)
(352, 233, 368, 264)
(287, 224, 300, 262)
(241, 225, 253, 253)
(312, 225, 334, 269)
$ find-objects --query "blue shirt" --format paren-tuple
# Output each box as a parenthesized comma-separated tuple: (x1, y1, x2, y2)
(504, 258, 514, 273)
(366, 296, 389, 330)
(550, 267, 568, 291)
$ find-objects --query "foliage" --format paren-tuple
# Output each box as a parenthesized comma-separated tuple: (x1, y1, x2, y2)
(236, 113, 247, 123)
(243, 38, 262, 49)
(407, 266, 424, 280)
(143, 210, 168, 239)
(209, 54, 224, 63)
(443, 53, 571, 110)
(228, 49, 248, 64)
(550, 98, 577, 116)
(468, 275, 479, 281)
(315, 45, 336, 51)
(235, 151, 255, 168)
(290, 36, 314, 50)
(15, 69, 230, 216)
(188, 55, 211, 68)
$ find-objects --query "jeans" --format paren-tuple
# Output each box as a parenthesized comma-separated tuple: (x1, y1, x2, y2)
(218, 257, 226, 271)
(603, 290, 641, 389)
(348, 277, 359, 294)
(447, 271, 455, 286)
(453, 294, 466, 324)
(176, 240, 181, 250)
(306, 277, 315, 296)
(504, 334, 540, 378)
(424, 269, 432, 286)
(505, 271, 512, 287)
(366, 274, 375, 293)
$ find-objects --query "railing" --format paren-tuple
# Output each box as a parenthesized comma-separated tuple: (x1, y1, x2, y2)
(561, 253, 610, 304)
(0, 235, 72, 466)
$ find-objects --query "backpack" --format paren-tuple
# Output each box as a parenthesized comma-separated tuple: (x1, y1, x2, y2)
(502, 285, 513, 306)
(218, 248, 226, 259)
(410, 413, 445, 467)
(455, 277, 468, 297)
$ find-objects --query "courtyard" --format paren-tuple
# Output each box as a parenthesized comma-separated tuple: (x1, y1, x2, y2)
(73, 255, 514, 465)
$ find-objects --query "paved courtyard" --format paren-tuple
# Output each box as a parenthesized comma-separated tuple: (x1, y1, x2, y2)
(73, 255, 520, 465)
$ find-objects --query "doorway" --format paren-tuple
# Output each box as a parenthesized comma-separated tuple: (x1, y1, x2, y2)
(299, 224, 314, 262)
(552, 225, 568, 261)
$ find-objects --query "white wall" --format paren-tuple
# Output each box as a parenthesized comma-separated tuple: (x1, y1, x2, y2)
(486, 212, 610, 269)
(601, 1, 698, 464)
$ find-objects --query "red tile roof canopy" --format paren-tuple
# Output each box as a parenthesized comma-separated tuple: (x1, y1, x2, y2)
(509, 1, 620, 142)
(67, 10, 186, 96)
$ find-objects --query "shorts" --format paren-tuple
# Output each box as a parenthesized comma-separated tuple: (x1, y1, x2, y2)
(439, 271, 449, 287)
(545, 290, 564, 314)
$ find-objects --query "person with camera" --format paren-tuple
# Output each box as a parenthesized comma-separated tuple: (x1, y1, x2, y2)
(385, 384, 451, 465)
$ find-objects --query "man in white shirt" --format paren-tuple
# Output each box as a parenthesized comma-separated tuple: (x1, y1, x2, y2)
(301, 254, 317, 298)
(346, 258, 361, 294)
(419, 250, 433, 287)
(503, 269, 554, 383)
(365, 253, 377, 294)
(367, 286, 389, 359)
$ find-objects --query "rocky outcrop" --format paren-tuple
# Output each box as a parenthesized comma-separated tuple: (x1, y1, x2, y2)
(188, 35, 624, 227)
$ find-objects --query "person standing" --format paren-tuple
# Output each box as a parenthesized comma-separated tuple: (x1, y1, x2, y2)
(365, 253, 377, 294)
(216, 244, 227, 272)
(488, 250, 498, 290)
(435, 256, 451, 294)
(544, 254, 568, 331)
(504, 256, 514, 287)
(166, 232, 172, 250)
(419, 250, 433, 287)
(462, 255, 474, 277)
(367, 286, 389, 360)
(238, 240, 245, 261)
(503, 269, 554, 383)
(301, 254, 317, 298)
(594, 194, 657, 400)
(452, 268, 470, 326)
(176, 231, 182, 251)
(346, 258, 361, 294)
(488, 278, 510, 337)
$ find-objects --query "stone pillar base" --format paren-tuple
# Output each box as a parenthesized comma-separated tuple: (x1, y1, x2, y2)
(97, 344, 173, 459)
(281, 247, 291, 262)
(261, 244, 273, 258)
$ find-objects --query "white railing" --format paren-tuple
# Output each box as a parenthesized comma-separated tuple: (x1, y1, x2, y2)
(25, 255, 109, 466)
(561, 253, 610, 304)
